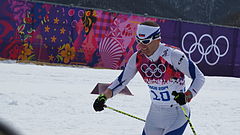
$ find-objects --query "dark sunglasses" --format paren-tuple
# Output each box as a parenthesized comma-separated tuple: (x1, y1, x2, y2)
(136, 36, 160, 45)
(136, 38, 153, 45)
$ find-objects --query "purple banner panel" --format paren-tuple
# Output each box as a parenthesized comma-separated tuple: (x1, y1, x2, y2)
(180, 22, 238, 77)
(234, 31, 240, 76)
(158, 19, 181, 47)
(0, 0, 239, 77)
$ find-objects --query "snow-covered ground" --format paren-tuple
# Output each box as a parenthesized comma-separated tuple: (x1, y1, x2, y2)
(0, 61, 240, 135)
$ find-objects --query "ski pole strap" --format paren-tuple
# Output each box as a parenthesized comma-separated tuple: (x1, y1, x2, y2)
(180, 106, 197, 135)
(104, 105, 146, 122)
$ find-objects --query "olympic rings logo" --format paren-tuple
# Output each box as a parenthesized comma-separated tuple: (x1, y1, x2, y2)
(141, 63, 166, 78)
(181, 32, 229, 65)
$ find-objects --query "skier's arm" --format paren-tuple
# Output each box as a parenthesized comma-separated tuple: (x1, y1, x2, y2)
(93, 53, 138, 112)
(171, 49, 205, 100)
(104, 53, 138, 99)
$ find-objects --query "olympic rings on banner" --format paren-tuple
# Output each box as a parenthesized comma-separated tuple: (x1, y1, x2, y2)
(141, 64, 166, 78)
(181, 32, 229, 65)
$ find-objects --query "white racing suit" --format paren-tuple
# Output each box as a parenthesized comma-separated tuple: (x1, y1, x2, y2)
(108, 43, 205, 135)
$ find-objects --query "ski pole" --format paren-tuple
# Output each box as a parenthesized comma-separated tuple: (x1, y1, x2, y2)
(104, 105, 146, 122)
(180, 106, 197, 135)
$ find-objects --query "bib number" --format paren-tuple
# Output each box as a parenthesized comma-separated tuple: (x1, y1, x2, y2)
(151, 90, 170, 101)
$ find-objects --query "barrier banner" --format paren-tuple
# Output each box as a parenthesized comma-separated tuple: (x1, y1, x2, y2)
(0, 0, 239, 77)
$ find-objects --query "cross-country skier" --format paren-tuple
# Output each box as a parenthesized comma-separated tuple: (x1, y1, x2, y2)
(93, 20, 205, 135)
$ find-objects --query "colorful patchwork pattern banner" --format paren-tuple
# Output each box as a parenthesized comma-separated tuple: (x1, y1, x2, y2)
(0, 0, 240, 77)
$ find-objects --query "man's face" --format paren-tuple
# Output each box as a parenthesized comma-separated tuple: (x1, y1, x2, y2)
(136, 24, 161, 56)
(137, 39, 160, 56)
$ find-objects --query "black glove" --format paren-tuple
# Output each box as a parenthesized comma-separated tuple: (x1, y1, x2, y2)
(93, 94, 107, 112)
(172, 91, 186, 105)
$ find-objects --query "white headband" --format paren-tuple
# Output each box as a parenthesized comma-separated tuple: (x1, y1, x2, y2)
(136, 24, 160, 40)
